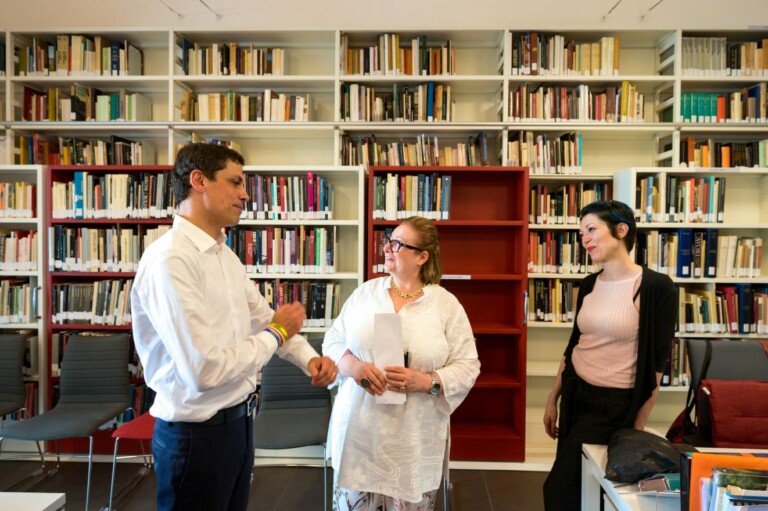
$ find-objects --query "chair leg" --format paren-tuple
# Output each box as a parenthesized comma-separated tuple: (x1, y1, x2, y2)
(86, 436, 94, 511)
(322, 444, 328, 511)
(108, 437, 120, 511)
(442, 474, 451, 511)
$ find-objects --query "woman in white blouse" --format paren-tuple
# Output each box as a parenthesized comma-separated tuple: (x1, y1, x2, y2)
(323, 216, 480, 511)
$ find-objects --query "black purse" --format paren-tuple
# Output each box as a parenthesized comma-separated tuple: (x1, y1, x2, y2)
(605, 428, 680, 483)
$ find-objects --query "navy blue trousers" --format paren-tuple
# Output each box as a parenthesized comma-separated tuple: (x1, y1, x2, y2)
(153, 412, 254, 511)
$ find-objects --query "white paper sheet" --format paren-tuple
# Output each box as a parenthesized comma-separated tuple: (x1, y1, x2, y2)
(373, 313, 406, 405)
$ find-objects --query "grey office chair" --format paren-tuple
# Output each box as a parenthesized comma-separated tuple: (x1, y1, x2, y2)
(0, 333, 131, 511)
(252, 338, 332, 511)
(0, 333, 27, 421)
(686, 338, 768, 444)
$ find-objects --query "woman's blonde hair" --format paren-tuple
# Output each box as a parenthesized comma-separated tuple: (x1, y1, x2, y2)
(401, 216, 442, 285)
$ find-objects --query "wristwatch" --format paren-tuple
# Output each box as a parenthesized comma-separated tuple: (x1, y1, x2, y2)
(428, 372, 441, 396)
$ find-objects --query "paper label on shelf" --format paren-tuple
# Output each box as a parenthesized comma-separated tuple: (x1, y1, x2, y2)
(442, 274, 471, 280)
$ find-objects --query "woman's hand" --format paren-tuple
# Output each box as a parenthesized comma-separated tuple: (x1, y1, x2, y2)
(543, 401, 559, 439)
(351, 362, 386, 396)
(384, 366, 432, 394)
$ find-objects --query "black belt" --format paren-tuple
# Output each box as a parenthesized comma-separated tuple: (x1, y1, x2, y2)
(168, 393, 258, 428)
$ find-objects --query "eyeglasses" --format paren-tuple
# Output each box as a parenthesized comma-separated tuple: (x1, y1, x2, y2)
(383, 236, 424, 253)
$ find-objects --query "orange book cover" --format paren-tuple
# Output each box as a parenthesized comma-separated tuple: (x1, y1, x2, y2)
(688, 451, 768, 511)
(716, 95, 727, 123)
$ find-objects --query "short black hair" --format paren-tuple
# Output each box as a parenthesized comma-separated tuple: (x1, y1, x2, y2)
(172, 143, 245, 203)
(579, 200, 637, 252)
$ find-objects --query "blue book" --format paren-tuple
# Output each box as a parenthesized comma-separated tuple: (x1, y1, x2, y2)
(676, 228, 693, 278)
(73, 171, 84, 218)
(441, 175, 452, 220)
(705, 229, 719, 278)
(733, 284, 755, 335)
(426, 82, 435, 122)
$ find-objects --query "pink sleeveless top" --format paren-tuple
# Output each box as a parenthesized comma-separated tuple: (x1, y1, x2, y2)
(571, 271, 641, 388)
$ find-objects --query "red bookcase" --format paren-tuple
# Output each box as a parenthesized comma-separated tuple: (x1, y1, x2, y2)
(367, 165, 529, 461)
(45, 165, 172, 454)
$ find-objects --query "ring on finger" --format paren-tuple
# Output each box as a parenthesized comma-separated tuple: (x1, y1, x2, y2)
(360, 378, 371, 388)
(399, 385, 406, 391)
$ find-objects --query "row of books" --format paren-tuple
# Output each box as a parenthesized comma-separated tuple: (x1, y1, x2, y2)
(51, 171, 175, 219)
(637, 230, 762, 280)
(22, 85, 151, 122)
(254, 280, 341, 328)
(239, 173, 333, 221)
(226, 225, 337, 275)
(509, 81, 645, 123)
(680, 137, 768, 168)
(175, 39, 286, 76)
(678, 284, 768, 335)
(0, 230, 38, 271)
(681, 36, 768, 76)
(0, 280, 35, 324)
(527, 231, 597, 275)
(178, 90, 310, 122)
(16, 34, 143, 76)
(340, 33, 456, 76)
(527, 278, 579, 323)
(48, 225, 170, 272)
(16, 134, 154, 166)
(340, 133, 490, 167)
(50, 279, 132, 326)
(680, 86, 767, 124)
(511, 33, 619, 77)
(661, 337, 689, 387)
(0, 181, 36, 218)
(508, 131, 583, 175)
(340, 82, 454, 123)
(636, 175, 726, 224)
(700, 466, 768, 511)
(529, 181, 612, 225)
(372, 173, 452, 221)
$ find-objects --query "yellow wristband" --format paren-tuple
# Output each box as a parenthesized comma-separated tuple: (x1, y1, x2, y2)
(269, 322, 289, 341)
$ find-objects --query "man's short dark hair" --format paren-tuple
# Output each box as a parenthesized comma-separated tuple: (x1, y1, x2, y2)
(172, 143, 245, 203)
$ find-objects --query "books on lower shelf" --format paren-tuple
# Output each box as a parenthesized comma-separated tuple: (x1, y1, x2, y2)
(677, 283, 768, 335)
(253, 279, 341, 328)
(341, 133, 489, 167)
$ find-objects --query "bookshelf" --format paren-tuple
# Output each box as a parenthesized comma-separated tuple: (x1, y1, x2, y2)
(45, 163, 172, 454)
(367, 165, 529, 461)
(237, 164, 365, 339)
(1, 26, 766, 463)
(0, 164, 45, 433)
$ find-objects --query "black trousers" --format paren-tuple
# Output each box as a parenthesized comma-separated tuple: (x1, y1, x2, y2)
(543, 365, 632, 511)
(153, 406, 254, 511)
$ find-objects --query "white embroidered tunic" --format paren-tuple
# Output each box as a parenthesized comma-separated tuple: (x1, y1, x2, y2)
(323, 277, 480, 502)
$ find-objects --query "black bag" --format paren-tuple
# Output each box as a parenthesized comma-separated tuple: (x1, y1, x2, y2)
(605, 428, 680, 483)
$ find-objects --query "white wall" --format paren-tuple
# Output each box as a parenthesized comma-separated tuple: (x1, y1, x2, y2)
(3, 0, 768, 31)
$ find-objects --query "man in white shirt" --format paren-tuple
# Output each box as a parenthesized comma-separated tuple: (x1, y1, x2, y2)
(131, 142, 337, 511)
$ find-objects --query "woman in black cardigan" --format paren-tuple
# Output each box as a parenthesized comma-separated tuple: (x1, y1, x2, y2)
(542, 200, 677, 511)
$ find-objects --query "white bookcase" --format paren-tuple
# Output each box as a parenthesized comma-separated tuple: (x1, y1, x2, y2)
(1, 26, 767, 464)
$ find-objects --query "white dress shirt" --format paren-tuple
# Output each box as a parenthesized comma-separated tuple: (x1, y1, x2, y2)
(131, 215, 318, 422)
(323, 277, 480, 502)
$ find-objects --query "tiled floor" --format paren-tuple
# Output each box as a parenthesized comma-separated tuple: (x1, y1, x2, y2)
(0, 459, 547, 510)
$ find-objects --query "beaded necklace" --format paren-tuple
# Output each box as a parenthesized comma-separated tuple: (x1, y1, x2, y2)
(391, 278, 424, 299)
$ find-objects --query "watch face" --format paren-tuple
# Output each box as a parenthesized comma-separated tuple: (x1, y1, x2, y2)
(429, 385, 440, 395)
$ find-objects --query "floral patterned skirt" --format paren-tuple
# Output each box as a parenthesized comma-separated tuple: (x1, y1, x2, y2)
(333, 483, 438, 511)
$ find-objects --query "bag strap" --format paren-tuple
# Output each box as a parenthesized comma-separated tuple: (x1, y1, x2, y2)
(681, 339, 714, 417)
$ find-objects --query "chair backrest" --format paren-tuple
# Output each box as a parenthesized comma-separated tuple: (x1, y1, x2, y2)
(58, 334, 131, 406)
(687, 339, 768, 391)
(686, 339, 768, 437)
(0, 334, 27, 413)
(258, 338, 331, 412)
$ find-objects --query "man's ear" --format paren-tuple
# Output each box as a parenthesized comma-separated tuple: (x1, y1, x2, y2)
(189, 169, 206, 192)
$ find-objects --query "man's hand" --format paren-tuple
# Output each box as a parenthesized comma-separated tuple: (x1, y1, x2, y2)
(271, 302, 306, 340)
(308, 356, 337, 387)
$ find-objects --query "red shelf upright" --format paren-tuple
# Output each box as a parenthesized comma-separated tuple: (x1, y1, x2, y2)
(366, 166, 529, 461)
